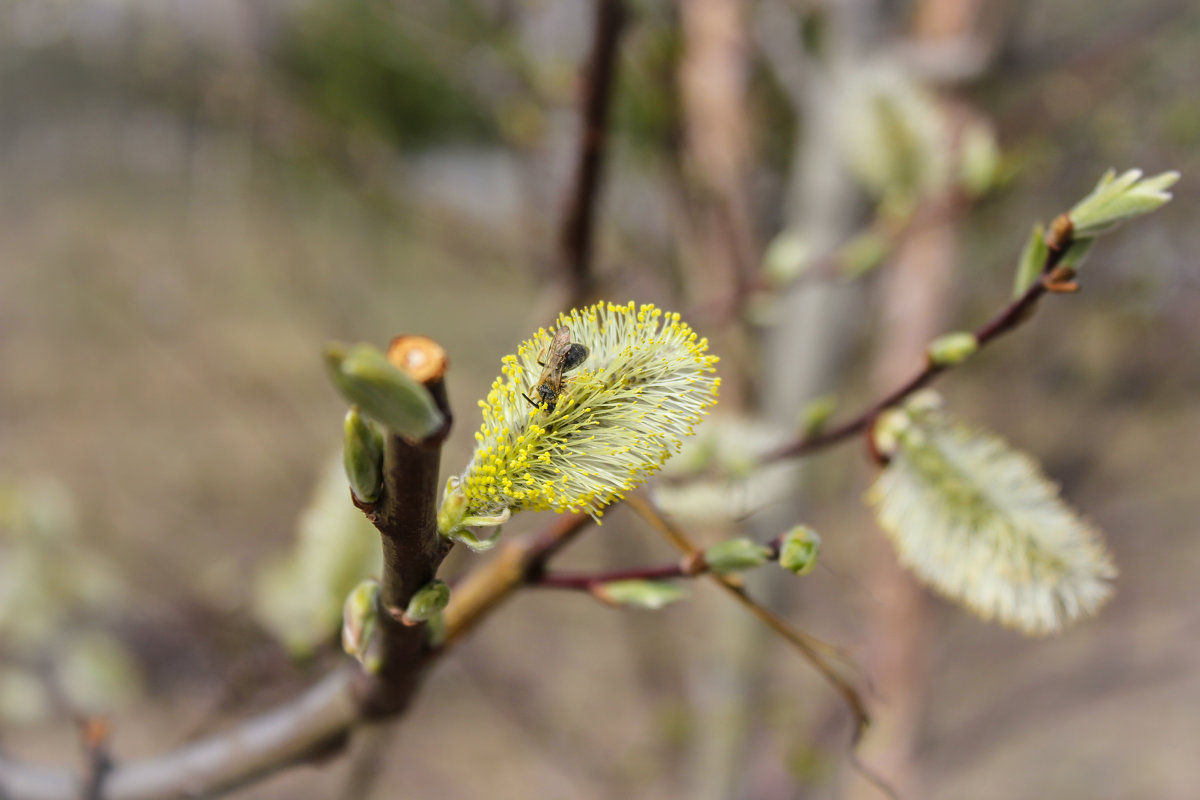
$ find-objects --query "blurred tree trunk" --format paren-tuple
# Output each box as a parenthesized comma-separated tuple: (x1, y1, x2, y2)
(845, 2, 985, 797)
(675, 3, 757, 795)
(846, 200, 953, 800)
(685, 2, 875, 798)
(678, 0, 756, 331)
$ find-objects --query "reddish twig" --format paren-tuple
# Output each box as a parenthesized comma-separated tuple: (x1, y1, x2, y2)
(531, 563, 689, 590)
(429, 512, 596, 654)
(78, 717, 112, 800)
(764, 214, 1075, 463)
(556, 0, 628, 306)
(623, 495, 864, 710)
(528, 531, 796, 590)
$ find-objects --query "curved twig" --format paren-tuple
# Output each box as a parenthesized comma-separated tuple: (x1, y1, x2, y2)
(763, 214, 1075, 463)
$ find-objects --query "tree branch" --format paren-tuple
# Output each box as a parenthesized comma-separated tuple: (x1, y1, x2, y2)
(350, 335, 455, 716)
(556, 0, 628, 307)
(0, 335, 461, 800)
(764, 214, 1075, 463)
(527, 531, 795, 590)
(622, 494, 898, 798)
(530, 562, 689, 590)
(0, 667, 361, 800)
(435, 512, 594, 651)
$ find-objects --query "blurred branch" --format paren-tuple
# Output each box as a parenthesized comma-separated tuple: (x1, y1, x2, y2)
(556, 0, 628, 307)
(78, 718, 112, 800)
(436, 512, 594, 650)
(678, 0, 758, 332)
(623, 494, 866, 730)
(625, 493, 901, 799)
(764, 214, 1076, 463)
(0, 667, 361, 800)
(0, 511, 595, 800)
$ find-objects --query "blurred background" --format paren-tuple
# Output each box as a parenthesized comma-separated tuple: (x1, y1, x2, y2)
(1, 0, 1198, 798)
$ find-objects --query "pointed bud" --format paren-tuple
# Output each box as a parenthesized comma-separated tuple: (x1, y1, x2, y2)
(437, 477, 507, 552)
(342, 579, 383, 674)
(1013, 222, 1049, 298)
(343, 406, 384, 503)
(779, 525, 821, 576)
(325, 343, 444, 439)
(837, 229, 890, 279)
(703, 538, 773, 574)
(592, 580, 687, 610)
(1059, 239, 1094, 271)
(928, 332, 979, 367)
(872, 408, 910, 460)
(404, 579, 450, 623)
(1069, 169, 1179, 238)
(958, 119, 1000, 197)
(799, 394, 838, 438)
(762, 229, 812, 285)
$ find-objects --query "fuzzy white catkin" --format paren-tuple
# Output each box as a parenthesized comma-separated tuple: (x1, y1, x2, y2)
(869, 399, 1116, 635)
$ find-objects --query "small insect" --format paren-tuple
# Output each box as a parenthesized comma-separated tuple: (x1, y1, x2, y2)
(523, 325, 589, 413)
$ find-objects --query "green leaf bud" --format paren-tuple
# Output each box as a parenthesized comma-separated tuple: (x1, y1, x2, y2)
(593, 580, 687, 610)
(779, 525, 822, 576)
(927, 332, 979, 367)
(1068, 169, 1179, 239)
(1059, 239, 1094, 271)
(325, 343, 444, 439)
(1012, 222, 1049, 298)
(342, 579, 383, 674)
(762, 229, 812, 285)
(703, 538, 773, 574)
(836, 229, 890, 279)
(437, 477, 508, 552)
(958, 119, 1000, 197)
(799, 394, 838, 438)
(343, 406, 384, 503)
(404, 579, 450, 623)
(55, 633, 143, 714)
(872, 408, 911, 461)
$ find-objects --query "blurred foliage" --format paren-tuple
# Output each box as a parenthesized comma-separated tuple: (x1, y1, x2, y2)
(274, 0, 497, 151)
(838, 61, 949, 202)
(0, 476, 140, 721)
(653, 416, 801, 525)
(254, 458, 382, 657)
(613, 8, 683, 158)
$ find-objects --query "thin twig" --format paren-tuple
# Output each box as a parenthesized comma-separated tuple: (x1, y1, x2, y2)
(434, 512, 595, 652)
(528, 529, 797, 589)
(531, 562, 689, 589)
(78, 718, 112, 800)
(623, 494, 866, 724)
(763, 214, 1075, 463)
(624, 494, 901, 799)
(556, 0, 628, 307)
